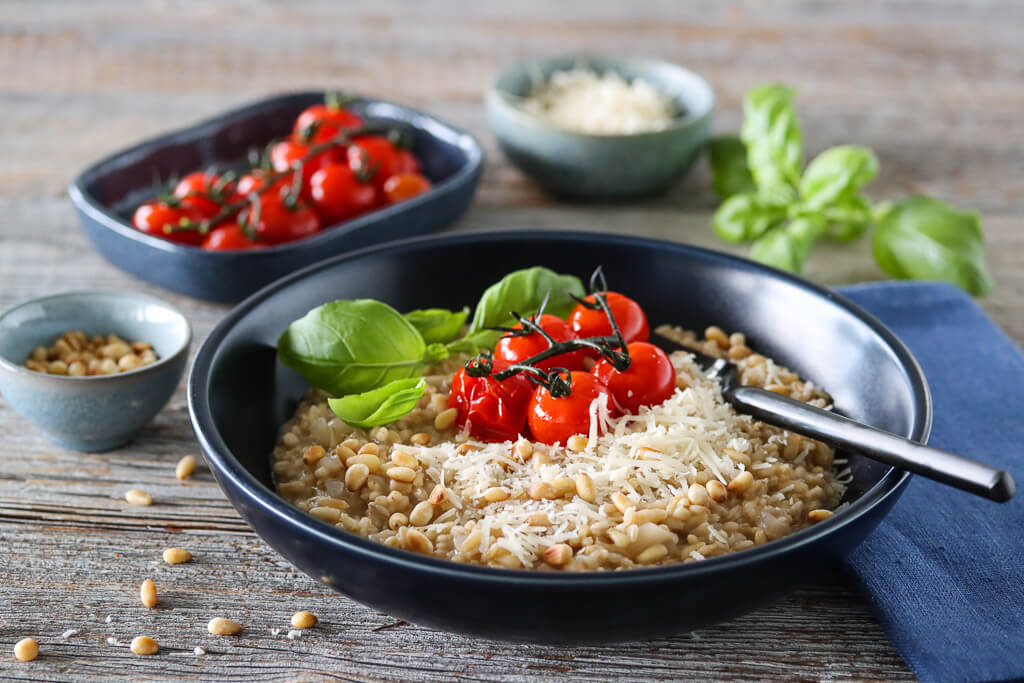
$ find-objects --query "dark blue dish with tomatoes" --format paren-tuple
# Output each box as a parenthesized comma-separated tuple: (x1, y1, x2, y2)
(70, 92, 483, 302)
(188, 230, 928, 642)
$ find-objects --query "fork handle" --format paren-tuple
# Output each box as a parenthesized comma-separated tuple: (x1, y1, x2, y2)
(727, 386, 1015, 502)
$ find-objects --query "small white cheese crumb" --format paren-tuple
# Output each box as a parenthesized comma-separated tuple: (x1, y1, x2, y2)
(286, 629, 303, 640)
(104, 615, 113, 624)
(270, 628, 280, 636)
(193, 646, 206, 656)
(62, 629, 80, 639)
(106, 637, 120, 646)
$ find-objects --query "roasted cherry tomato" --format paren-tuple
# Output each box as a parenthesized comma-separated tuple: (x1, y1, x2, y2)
(309, 163, 377, 225)
(269, 140, 343, 198)
(235, 169, 290, 199)
(173, 172, 232, 218)
(527, 371, 613, 446)
(200, 223, 264, 251)
(448, 363, 532, 442)
(382, 172, 431, 204)
(239, 194, 321, 245)
(494, 314, 584, 372)
(347, 136, 401, 189)
(293, 103, 362, 144)
(592, 342, 676, 414)
(131, 201, 205, 246)
(569, 292, 649, 350)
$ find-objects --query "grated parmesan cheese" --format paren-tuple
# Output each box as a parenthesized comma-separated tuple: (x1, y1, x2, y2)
(520, 67, 678, 135)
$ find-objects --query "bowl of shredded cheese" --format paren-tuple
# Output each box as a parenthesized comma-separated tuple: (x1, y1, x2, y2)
(486, 55, 713, 200)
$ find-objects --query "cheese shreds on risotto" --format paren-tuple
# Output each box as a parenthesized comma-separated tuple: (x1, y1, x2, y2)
(272, 325, 844, 571)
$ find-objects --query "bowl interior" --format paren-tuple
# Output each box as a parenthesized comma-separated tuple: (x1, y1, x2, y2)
(199, 232, 926, 523)
(0, 291, 191, 372)
(492, 55, 714, 133)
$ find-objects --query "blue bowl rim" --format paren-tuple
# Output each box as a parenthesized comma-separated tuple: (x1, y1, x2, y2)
(0, 289, 193, 384)
(188, 229, 927, 587)
(487, 54, 715, 140)
(67, 91, 485, 258)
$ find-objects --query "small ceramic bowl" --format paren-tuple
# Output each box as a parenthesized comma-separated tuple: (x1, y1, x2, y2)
(0, 291, 191, 452)
(486, 55, 714, 200)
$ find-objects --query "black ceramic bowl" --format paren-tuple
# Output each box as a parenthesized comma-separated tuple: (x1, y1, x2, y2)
(188, 231, 928, 642)
(69, 92, 483, 303)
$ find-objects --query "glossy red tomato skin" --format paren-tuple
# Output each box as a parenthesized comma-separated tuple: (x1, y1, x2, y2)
(173, 172, 232, 218)
(448, 365, 531, 442)
(347, 136, 401, 189)
(527, 372, 613, 446)
(239, 194, 321, 245)
(293, 104, 362, 144)
(200, 223, 265, 251)
(382, 172, 431, 204)
(308, 163, 377, 225)
(494, 314, 584, 373)
(568, 292, 650, 351)
(592, 342, 676, 414)
(269, 140, 343, 199)
(131, 201, 205, 246)
(235, 170, 289, 199)
(393, 148, 421, 175)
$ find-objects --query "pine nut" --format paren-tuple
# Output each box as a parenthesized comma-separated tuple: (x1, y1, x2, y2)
(345, 463, 370, 490)
(456, 443, 478, 455)
(47, 360, 69, 375)
(636, 543, 669, 564)
(409, 432, 431, 446)
(68, 361, 87, 376)
(13, 637, 38, 661)
(727, 471, 754, 494)
(460, 528, 483, 553)
(808, 509, 834, 524)
(575, 473, 596, 502)
(357, 443, 379, 455)
(162, 547, 192, 564)
(409, 501, 434, 526)
(610, 492, 631, 514)
(303, 445, 326, 466)
(386, 466, 416, 483)
(566, 435, 588, 452)
(687, 483, 710, 506)
(118, 353, 143, 371)
(482, 486, 510, 502)
(552, 476, 577, 497)
(515, 440, 534, 459)
(705, 326, 729, 349)
(634, 508, 668, 524)
(345, 452, 380, 472)
(543, 543, 573, 566)
(433, 407, 458, 431)
(310, 506, 342, 523)
(130, 635, 159, 655)
(390, 450, 418, 469)
(125, 489, 152, 506)
(175, 455, 197, 480)
(404, 528, 433, 554)
(388, 512, 409, 530)
(291, 611, 317, 629)
(207, 617, 243, 635)
(706, 479, 728, 503)
(140, 579, 157, 608)
(428, 484, 447, 505)
(528, 481, 556, 500)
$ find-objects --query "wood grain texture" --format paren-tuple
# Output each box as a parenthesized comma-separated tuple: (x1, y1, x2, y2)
(2, 0, 1022, 679)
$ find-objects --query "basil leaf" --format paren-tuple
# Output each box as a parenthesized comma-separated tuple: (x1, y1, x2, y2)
(750, 225, 813, 274)
(871, 196, 994, 296)
(466, 267, 585, 336)
(404, 307, 469, 344)
(328, 378, 426, 429)
(278, 299, 429, 395)
(713, 193, 787, 243)
(800, 145, 879, 210)
(822, 194, 872, 242)
(707, 135, 756, 199)
(741, 84, 803, 196)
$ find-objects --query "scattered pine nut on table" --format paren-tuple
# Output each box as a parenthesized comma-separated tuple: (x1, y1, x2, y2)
(162, 548, 192, 564)
(124, 489, 153, 506)
(14, 637, 38, 661)
(208, 617, 243, 635)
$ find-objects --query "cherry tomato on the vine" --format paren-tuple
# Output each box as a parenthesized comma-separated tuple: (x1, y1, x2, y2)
(494, 314, 584, 373)
(592, 342, 676, 414)
(527, 371, 613, 446)
(239, 194, 321, 245)
(382, 172, 431, 204)
(448, 364, 532, 442)
(173, 172, 232, 219)
(200, 223, 265, 251)
(235, 170, 290, 199)
(568, 291, 650, 351)
(132, 201, 205, 246)
(269, 140, 343, 199)
(309, 163, 377, 225)
(347, 136, 402, 189)
(393, 148, 421, 175)
(293, 104, 362, 144)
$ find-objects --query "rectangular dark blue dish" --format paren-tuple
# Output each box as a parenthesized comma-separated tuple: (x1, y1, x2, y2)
(69, 92, 483, 303)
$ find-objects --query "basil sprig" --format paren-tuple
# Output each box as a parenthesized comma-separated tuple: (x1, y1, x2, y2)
(277, 266, 585, 429)
(708, 83, 993, 295)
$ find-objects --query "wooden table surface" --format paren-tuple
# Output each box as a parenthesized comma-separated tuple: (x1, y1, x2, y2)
(2, 1, 1021, 680)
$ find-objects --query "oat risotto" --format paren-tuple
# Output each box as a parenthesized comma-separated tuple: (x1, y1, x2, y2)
(273, 324, 847, 571)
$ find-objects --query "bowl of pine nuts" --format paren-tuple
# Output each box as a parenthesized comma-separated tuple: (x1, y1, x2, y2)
(0, 290, 191, 451)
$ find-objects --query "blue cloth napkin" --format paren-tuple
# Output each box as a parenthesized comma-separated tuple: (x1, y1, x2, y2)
(836, 281, 1024, 683)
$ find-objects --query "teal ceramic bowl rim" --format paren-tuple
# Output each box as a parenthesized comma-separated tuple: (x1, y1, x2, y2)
(0, 290, 193, 384)
(487, 54, 715, 140)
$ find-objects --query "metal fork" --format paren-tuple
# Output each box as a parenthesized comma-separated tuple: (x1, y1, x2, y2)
(652, 333, 1015, 503)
